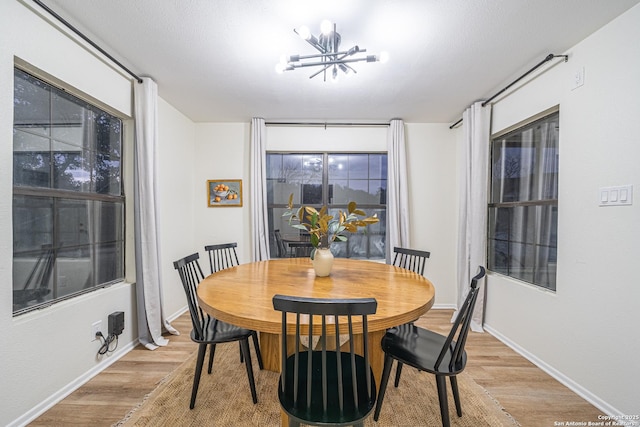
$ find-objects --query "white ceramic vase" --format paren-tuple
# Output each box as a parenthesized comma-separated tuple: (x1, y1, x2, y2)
(312, 248, 334, 277)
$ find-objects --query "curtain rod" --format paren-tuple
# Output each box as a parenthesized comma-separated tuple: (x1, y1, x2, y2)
(32, 0, 143, 84)
(449, 53, 568, 129)
(265, 121, 390, 127)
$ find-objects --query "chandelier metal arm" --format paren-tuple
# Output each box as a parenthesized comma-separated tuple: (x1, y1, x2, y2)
(280, 21, 387, 81)
(307, 62, 358, 80)
(290, 48, 367, 62)
(288, 56, 377, 69)
(308, 63, 334, 80)
(293, 28, 327, 54)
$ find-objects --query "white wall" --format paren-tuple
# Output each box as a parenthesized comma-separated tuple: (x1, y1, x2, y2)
(193, 123, 252, 263)
(156, 98, 198, 318)
(0, 2, 136, 426)
(265, 124, 459, 306)
(405, 124, 458, 306)
(485, 4, 640, 416)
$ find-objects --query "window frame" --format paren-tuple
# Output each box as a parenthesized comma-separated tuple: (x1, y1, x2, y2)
(487, 107, 559, 291)
(12, 66, 127, 316)
(266, 151, 387, 260)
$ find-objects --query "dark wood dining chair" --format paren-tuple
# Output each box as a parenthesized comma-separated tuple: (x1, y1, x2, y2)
(373, 266, 486, 427)
(390, 246, 432, 385)
(204, 242, 240, 274)
(287, 241, 315, 258)
(392, 246, 431, 276)
(272, 294, 378, 427)
(273, 229, 289, 258)
(173, 252, 261, 408)
(203, 242, 264, 368)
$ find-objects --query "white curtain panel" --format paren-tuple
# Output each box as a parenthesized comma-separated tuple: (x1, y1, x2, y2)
(250, 117, 270, 261)
(386, 119, 411, 263)
(456, 102, 490, 332)
(133, 77, 178, 350)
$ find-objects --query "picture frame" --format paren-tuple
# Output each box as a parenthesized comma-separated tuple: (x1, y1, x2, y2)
(207, 179, 243, 207)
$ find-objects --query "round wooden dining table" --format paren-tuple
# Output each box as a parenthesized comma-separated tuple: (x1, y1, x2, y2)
(196, 257, 436, 384)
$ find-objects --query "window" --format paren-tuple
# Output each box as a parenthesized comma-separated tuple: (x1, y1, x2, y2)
(12, 68, 125, 315)
(488, 110, 559, 291)
(267, 152, 387, 259)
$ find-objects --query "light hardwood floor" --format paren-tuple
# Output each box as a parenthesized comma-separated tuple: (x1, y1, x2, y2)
(30, 310, 603, 426)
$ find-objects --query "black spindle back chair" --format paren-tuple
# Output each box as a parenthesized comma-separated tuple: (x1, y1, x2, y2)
(203, 242, 264, 368)
(392, 246, 431, 276)
(204, 242, 240, 274)
(273, 229, 288, 258)
(390, 246, 432, 385)
(173, 253, 260, 409)
(272, 295, 378, 427)
(288, 241, 315, 258)
(373, 266, 486, 427)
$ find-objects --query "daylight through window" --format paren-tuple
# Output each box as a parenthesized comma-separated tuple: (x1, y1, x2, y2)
(12, 68, 125, 315)
(488, 110, 559, 290)
(267, 152, 387, 259)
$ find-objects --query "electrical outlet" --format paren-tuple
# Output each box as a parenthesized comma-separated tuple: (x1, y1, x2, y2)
(91, 320, 102, 341)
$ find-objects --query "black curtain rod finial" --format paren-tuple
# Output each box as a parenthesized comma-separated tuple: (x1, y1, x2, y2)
(449, 118, 463, 129)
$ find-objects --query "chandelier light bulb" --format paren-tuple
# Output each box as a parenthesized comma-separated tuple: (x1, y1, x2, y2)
(275, 63, 286, 74)
(298, 25, 311, 40)
(320, 20, 332, 35)
(339, 63, 352, 77)
(331, 66, 339, 82)
(379, 51, 390, 63)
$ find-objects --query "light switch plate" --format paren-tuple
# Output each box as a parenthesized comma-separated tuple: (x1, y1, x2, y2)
(599, 185, 633, 206)
(571, 67, 585, 90)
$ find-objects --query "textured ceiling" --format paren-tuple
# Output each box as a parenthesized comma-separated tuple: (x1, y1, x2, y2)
(43, 0, 640, 123)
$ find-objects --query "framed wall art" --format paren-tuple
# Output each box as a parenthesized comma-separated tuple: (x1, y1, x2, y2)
(207, 179, 243, 207)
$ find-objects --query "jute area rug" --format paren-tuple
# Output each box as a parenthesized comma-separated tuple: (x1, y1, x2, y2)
(115, 340, 518, 427)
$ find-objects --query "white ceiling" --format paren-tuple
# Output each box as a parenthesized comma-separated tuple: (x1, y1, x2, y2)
(44, 0, 639, 124)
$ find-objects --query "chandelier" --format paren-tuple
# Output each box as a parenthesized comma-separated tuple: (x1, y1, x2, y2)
(275, 20, 388, 82)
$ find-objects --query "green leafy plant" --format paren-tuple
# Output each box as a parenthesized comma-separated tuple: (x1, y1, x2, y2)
(282, 193, 379, 259)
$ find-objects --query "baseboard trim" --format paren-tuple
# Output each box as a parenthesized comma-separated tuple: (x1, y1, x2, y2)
(483, 323, 635, 422)
(167, 305, 188, 323)
(13, 308, 192, 427)
(432, 303, 457, 310)
(10, 338, 139, 427)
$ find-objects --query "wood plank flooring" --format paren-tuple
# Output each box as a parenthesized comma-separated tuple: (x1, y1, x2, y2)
(29, 310, 604, 426)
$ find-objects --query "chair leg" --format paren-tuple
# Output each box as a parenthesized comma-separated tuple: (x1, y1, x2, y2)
(450, 375, 462, 417)
(251, 331, 264, 370)
(435, 375, 450, 427)
(239, 341, 244, 363)
(240, 338, 258, 403)
(394, 362, 404, 387)
(207, 343, 216, 374)
(190, 343, 207, 409)
(373, 354, 394, 421)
